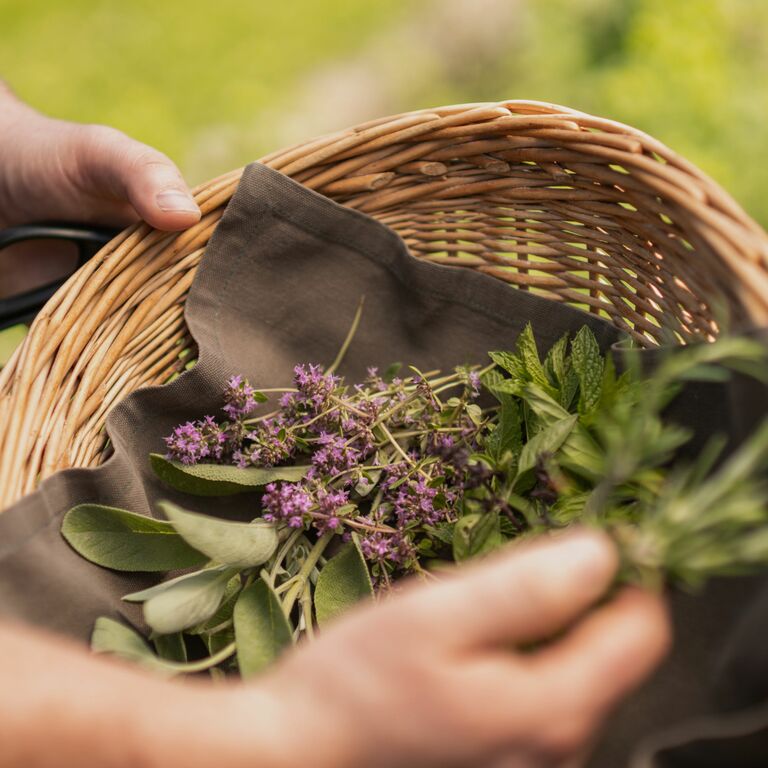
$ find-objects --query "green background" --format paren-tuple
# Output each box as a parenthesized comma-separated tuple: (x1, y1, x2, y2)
(1, 0, 766, 361)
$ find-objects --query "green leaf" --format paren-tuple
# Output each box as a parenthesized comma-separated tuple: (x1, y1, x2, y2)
(515, 414, 578, 483)
(91, 617, 178, 675)
(549, 492, 590, 525)
(204, 627, 236, 657)
(560, 366, 580, 410)
(234, 578, 293, 678)
(480, 367, 508, 400)
(571, 326, 604, 413)
(61, 504, 207, 572)
(486, 376, 523, 398)
(160, 501, 279, 567)
(453, 512, 503, 561)
(150, 453, 310, 496)
(314, 537, 374, 627)
(383, 362, 403, 381)
(486, 395, 522, 461)
(152, 632, 188, 663)
(188, 575, 242, 634)
(488, 350, 524, 379)
(519, 383, 570, 425)
(516, 324, 552, 390)
(125, 567, 234, 634)
(92, 617, 237, 676)
(544, 332, 569, 388)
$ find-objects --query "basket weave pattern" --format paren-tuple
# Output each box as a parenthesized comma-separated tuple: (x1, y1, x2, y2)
(1, 100, 767, 510)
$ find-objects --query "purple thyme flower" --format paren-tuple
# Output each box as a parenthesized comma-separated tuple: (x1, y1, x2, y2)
(312, 431, 361, 477)
(359, 529, 415, 568)
(164, 415, 227, 465)
(388, 475, 442, 527)
(292, 364, 339, 415)
(313, 486, 349, 534)
(223, 375, 261, 419)
(380, 462, 410, 490)
(240, 417, 296, 467)
(262, 481, 314, 528)
(468, 370, 481, 397)
(261, 481, 349, 534)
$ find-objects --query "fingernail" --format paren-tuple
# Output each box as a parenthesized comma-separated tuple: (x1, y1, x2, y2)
(156, 190, 200, 214)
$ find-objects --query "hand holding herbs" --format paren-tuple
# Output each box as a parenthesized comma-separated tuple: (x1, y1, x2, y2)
(0, 531, 667, 768)
(62, 324, 768, 678)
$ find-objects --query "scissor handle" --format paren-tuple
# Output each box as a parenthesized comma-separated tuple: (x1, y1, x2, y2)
(0, 223, 120, 329)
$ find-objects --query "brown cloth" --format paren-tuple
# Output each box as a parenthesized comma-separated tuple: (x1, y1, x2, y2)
(0, 163, 767, 766)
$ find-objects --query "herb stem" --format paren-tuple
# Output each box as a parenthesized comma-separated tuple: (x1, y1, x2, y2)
(282, 531, 335, 615)
(168, 641, 237, 674)
(327, 297, 365, 375)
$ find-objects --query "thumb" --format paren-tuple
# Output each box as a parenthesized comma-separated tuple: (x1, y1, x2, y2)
(73, 124, 201, 231)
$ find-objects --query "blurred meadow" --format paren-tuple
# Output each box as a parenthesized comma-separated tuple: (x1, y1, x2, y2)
(1, 0, 767, 361)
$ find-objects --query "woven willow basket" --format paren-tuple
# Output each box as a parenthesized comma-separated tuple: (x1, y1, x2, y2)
(1, 100, 768, 510)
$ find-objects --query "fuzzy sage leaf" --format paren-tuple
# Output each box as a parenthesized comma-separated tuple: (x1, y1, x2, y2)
(315, 536, 374, 627)
(233, 577, 293, 677)
(124, 566, 236, 634)
(61, 504, 207, 572)
(150, 453, 310, 496)
(159, 501, 279, 568)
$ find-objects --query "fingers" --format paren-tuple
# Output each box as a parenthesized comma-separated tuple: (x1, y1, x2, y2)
(530, 587, 671, 719)
(399, 529, 618, 649)
(72, 124, 201, 231)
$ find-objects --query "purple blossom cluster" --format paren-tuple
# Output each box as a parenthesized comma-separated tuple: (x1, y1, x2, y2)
(280, 364, 340, 417)
(164, 360, 488, 581)
(262, 480, 349, 535)
(164, 415, 227, 465)
(234, 417, 296, 468)
(223, 375, 261, 419)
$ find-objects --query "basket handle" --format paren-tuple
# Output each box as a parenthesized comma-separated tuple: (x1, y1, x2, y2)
(0, 223, 120, 330)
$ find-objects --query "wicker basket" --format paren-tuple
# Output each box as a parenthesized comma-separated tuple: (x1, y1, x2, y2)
(1, 99, 767, 510)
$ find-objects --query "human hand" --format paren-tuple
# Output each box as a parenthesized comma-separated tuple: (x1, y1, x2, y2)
(0, 81, 200, 296)
(228, 529, 669, 768)
(0, 530, 668, 768)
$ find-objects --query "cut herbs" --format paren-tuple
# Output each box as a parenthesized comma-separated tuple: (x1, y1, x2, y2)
(61, 323, 768, 677)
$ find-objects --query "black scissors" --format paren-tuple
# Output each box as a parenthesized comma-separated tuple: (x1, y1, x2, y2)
(0, 223, 120, 329)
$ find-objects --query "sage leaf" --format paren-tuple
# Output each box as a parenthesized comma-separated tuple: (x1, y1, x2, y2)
(61, 504, 207, 572)
(152, 632, 188, 663)
(93, 617, 237, 675)
(160, 501, 279, 567)
(314, 537, 374, 627)
(571, 326, 604, 413)
(453, 512, 503, 561)
(188, 575, 242, 634)
(125, 567, 235, 634)
(91, 617, 178, 675)
(234, 578, 293, 678)
(150, 453, 310, 496)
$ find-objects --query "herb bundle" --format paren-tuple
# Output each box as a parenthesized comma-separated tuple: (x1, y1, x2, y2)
(62, 323, 768, 677)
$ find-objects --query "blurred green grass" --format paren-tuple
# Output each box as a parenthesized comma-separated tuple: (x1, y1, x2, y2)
(1, 0, 766, 364)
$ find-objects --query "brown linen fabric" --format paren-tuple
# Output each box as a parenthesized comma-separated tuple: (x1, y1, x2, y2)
(0, 163, 766, 766)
